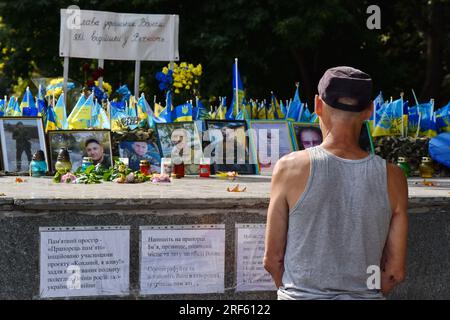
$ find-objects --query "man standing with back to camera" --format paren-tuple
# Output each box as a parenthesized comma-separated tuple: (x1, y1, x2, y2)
(264, 66, 408, 300)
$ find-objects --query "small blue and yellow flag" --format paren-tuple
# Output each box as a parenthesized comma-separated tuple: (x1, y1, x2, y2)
(226, 60, 245, 120)
(45, 106, 58, 132)
(372, 98, 404, 137)
(54, 93, 68, 129)
(418, 101, 437, 138)
(21, 87, 38, 116)
(0, 98, 5, 117)
(286, 85, 301, 121)
(6, 96, 21, 117)
(435, 102, 450, 133)
(67, 93, 93, 129)
(172, 103, 193, 122)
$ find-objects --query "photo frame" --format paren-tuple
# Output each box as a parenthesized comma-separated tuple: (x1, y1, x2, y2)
(118, 140, 161, 172)
(290, 122, 323, 151)
(289, 121, 375, 154)
(204, 120, 255, 174)
(248, 120, 294, 176)
(47, 130, 113, 172)
(155, 121, 203, 175)
(0, 117, 48, 173)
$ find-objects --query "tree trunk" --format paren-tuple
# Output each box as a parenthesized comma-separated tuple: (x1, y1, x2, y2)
(420, 0, 444, 103)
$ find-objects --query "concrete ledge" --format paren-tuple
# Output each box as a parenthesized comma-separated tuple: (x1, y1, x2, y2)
(0, 176, 449, 300)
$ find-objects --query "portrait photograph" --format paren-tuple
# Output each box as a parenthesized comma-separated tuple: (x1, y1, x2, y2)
(0, 117, 47, 173)
(248, 121, 294, 176)
(155, 122, 203, 175)
(119, 140, 161, 173)
(205, 120, 255, 174)
(291, 122, 323, 151)
(48, 130, 113, 172)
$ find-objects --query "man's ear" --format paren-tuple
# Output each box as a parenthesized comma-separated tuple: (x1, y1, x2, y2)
(315, 95, 323, 116)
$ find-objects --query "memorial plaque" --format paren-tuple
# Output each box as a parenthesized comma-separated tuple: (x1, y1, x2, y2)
(235, 223, 276, 292)
(39, 226, 130, 298)
(140, 225, 225, 295)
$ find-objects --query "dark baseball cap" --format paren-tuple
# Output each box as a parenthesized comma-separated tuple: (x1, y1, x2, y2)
(318, 66, 372, 112)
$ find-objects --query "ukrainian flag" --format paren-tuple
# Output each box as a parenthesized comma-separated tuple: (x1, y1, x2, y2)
(271, 93, 283, 119)
(286, 85, 302, 121)
(298, 103, 311, 122)
(226, 60, 245, 120)
(20, 87, 38, 116)
(7, 96, 21, 117)
(418, 101, 437, 138)
(173, 103, 193, 122)
(67, 93, 93, 129)
(54, 93, 68, 129)
(372, 98, 404, 137)
(195, 98, 210, 120)
(154, 102, 164, 118)
(45, 106, 58, 132)
(435, 102, 450, 133)
(92, 101, 110, 129)
(137, 93, 151, 126)
(257, 101, 267, 119)
(0, 98, 4, 117)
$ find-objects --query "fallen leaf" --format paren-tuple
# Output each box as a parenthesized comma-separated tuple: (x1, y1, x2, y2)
(0, 193, 5, 196)
(227, 184, 246, 192)
(15, 177, 25, 183)
(422, 180, 436, 187)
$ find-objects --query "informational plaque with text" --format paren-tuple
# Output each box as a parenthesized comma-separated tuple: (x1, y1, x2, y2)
(235, 224, 277, 292)
(140, 225, 225, 295)
(39, 226, 130, 298)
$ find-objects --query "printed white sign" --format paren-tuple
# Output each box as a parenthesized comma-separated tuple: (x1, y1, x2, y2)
(140, 225, 225, 295)
(235, 224, 277, 291)
(60, 9, 179, 61)
(40, 226, 130, 298)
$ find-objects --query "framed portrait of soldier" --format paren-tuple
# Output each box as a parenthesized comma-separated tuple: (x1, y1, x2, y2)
(155, 122, 203, 175)
(290, 121, 375, 154)
(0, 117, 48, 173)
(248, 120, 294, 176)
(290, 122, 323, 151)
(48, 130, 113, 172)
(118, 140, 161, 173)
(205, 120, 255, 174)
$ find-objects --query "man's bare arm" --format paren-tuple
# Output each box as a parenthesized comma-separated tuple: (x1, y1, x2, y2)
(263, 159, 290, 288)
(381, 164, 408, 295)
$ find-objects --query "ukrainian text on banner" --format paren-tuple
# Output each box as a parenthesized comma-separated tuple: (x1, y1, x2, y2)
(60, 9, 179, 61)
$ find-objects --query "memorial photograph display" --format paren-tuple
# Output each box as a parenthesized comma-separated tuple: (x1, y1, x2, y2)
(48, 130, 113, 172)
(155, 122, 203, 175)
(0, 117, 47, 173)
(248, 121, 294, 175)
(205, 120, 255, 174)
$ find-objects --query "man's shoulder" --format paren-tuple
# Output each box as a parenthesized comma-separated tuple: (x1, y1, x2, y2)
(273, 150, 310, 179)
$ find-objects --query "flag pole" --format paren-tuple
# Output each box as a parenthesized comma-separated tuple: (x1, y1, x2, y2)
(400, 92, 405, 137)
(235, 58, 239, 117)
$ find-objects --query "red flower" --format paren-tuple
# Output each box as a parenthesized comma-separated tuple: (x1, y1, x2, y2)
(86, 79, 95, 87)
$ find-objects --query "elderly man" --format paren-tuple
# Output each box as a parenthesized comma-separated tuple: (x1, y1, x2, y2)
(264, 66, 408, 300)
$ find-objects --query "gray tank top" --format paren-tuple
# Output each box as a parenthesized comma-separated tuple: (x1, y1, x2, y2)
(277, 145, 392, 300)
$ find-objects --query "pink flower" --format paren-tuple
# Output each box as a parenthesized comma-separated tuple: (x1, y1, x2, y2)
(61, 173, 77, 184)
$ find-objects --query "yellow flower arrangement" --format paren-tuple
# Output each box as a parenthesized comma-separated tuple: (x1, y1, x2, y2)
(157, 62, 202, 99)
